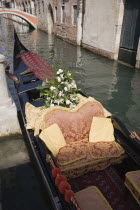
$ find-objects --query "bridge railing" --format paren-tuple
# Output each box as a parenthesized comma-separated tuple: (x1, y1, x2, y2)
(0, 7, 36, 17)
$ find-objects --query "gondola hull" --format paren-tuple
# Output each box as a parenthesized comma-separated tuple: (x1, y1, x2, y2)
(12, 31, 140, 209)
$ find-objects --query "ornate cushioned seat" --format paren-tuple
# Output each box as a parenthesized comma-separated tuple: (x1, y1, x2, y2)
(38, 100, 124, 179)
(44, 100, 104, 143)
(25, 97, 125, 179)
(125, 170, 140, 205)
(41, 100, 125, 179)
(74, 186, 112, 210)
(57, 139, 125, 179)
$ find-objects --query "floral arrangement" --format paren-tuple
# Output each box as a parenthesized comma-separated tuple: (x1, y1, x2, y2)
(37, 69, 80, 108)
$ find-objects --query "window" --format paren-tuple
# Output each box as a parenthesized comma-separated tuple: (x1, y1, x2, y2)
(38, 2, 41, 14)
(61, 6, 65, 23)
(55, 6, 58, 22)
(42, 1, 44, 13)
(73, 5, 77, 25)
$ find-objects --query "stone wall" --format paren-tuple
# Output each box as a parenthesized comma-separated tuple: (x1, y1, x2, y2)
(52, 0, 78, 44)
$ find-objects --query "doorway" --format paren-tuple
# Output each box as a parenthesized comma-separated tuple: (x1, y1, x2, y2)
(118, 0, 140, 66)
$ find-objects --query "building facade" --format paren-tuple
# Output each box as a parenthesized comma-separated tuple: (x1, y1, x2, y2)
(1, 0, 140, 69)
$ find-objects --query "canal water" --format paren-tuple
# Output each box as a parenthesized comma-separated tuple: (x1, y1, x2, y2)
(0, 17, 140, 210)
(1, 17, 140, 133)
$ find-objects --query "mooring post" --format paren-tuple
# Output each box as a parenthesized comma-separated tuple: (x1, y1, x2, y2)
(0, 54, 21, 136)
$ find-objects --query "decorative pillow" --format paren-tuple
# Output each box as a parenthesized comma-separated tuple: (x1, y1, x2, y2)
(89, 117, 115, 143)
(57, 141, 86, 166)
(89, 141, 124, 158)
(44, 101, 105, 143)
(39, 123, 66, 157)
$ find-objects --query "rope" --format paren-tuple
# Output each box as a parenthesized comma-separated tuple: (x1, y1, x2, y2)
(71, 196, 81, 210)
(131, 131, 140, 140)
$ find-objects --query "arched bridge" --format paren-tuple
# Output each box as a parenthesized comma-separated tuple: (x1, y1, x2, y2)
(0, 8, 38, 29)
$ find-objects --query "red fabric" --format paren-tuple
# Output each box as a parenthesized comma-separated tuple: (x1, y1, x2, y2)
(55, 175, 67, 187)
(21, 52, 54, 82)
(58, 181, 71, 194)
(64, 190, 74, 202)
(52, 168, 61, 177)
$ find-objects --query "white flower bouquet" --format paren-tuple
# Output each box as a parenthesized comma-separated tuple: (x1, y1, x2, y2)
(37, 69, 80, 108)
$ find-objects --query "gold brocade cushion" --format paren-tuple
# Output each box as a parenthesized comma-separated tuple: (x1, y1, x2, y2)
(39, 123, 66, 157)
(56, 139, 125, 168)
(57, 141, 86, 166)
(74, 186, 112, 210)
(89, 117, 115, 143)
(89, 141, 124, 158)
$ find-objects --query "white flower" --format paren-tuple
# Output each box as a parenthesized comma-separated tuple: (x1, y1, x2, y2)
(59, 98, 64, 104)
(54, 99, 58, 103)
(50, 86, 56, 91)
(57, 69, 63, 74)
(60, 74, 64, 79)
(50, 104, 54, 107)
(57, 77, 61, 82)
(66, 99, 71, 105)
(64, 87, 68, 91)
(67, 72, 71, 76)
(71, 81, 77, 89)
(59, 91, 64, 97)
(70, 94, 76, 101)
(54, 100, 60, 105)
(67, 84, 71, 90)
(47, 97, 51, 101)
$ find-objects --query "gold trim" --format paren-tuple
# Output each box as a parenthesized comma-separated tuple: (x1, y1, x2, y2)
(125, 182, 140, 205)
(59, 154, 126, 172)
(74, 186, 113, 209)
(125, 171, 140, 193)
(44, 99, 104, 121)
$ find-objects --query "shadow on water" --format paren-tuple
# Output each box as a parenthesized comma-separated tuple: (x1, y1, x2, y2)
(0, 162, 53, 210)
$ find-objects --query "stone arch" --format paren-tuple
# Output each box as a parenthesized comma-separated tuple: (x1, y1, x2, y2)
(0, 11, 37, 29)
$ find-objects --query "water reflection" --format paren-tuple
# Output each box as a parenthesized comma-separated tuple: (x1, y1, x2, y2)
(0, 16, 140, 133)
(107, 63, 135, 130)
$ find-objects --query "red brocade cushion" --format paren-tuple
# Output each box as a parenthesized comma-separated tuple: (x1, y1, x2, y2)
(45, 101, 104, 143)
(57, 141, 86, 166)
(56, 139, 124, 167)
(89, 141, 124, 158)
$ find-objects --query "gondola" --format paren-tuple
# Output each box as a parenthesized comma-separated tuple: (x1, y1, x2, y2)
(10, 31, 140, 210)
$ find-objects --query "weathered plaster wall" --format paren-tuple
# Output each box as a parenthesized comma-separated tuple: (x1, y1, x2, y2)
(53, 0, 78, 44)
(36, 0, 48, 32)
(82, 0, 124, 59)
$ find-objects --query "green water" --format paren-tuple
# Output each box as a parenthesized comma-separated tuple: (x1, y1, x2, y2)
(0, 17, 140, 133)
